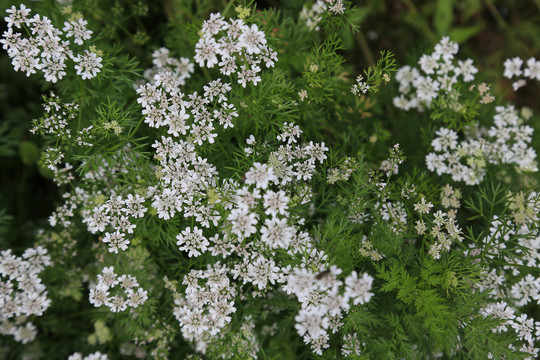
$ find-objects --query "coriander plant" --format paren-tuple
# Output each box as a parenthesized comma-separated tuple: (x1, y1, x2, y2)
(1, 0, 540, 359)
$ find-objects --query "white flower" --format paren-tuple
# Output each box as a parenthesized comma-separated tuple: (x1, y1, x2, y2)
(503, 57, 523, 79)
(238, 24, 267, 54)
(4, 4, 32, 29)
(260, 217, 294, 249)
(247, 256, 280, 290)
(194, 36, 220, 68)
(456, 58, 477, 82)
(263, 190, 289, 217)
(418, 54, 439, 74)
(344, 271, 374, 305)
(152, 47, 170, 67)
(202, 13, 227, 36)
(431, 127, 458, 152)
(63, 19, 92, 45)
(176, 226, 210, 257)
(413, 75, 440, 103)
(524, 57, 540, 80)
(245, 162, 277, 189)
(227, 208, 258, 238)
(73, 50, 103, 80)
(97, 266, 119, 288)
(294, 308, 329, 338)
(433, 36, 458, 61)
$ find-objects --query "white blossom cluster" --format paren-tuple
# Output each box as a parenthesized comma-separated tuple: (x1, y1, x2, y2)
(30, 93, 95, 186)
(136, 52, 240, 145)
(141, 47, 195, 88)
(426, 105, 538, 185)
(194, 12, 278, 88)
(351, 75, 369, 95)
(378, 200, 408, 234)
(12, 9, 376, 357)
(467, 193, 540, 357)
(0, 246, 52, 344)
(89, 266, 148, 312)
(153, 120, 352, 356)
(67, 352, 108, 360)
(503, 56, 540, 91)
(1, 4, 102, 82)
(148, 137, 220, 224)
(283, 267, 374, 355)
(393, 36, 478, 111)
(50, 145, 144, 231)
(341, 332, 363, 357)
(83, 194, 147, 253)
(170, 263, 237, 351)
(299, 0, 346, 31)
(480, 302, 540, 358)
(414, 207, 463, 260)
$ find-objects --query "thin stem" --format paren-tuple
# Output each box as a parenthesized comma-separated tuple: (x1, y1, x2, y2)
(356, 31, 375, 66)
(222, 0, 236, 18)
(128, 116, 145, 138)
(483, 0, 508, 30)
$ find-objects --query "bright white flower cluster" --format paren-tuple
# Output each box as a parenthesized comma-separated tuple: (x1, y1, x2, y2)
(150, 119, 333, 354)
(148, 137, 219, 223)
(1, 5, 102, 82)
(67, 352, 108, 360)
(137, 61, 238, 143)
(351, 75, 369, 95)
(269, 124, 329, 184)
(171, 263, 236, 347)
(393, 36, 477, 111)
(299, 0, 346, 31)
(139, 47, 194, 90)
(89, 266, 148, 312)
(503, 57, 540, 91)
(426, 105, 538, 185)
(194, 13, 277, 88)
(283, 267, 374, 355)
(83, 194, 147, 253)
(0, 246, 52, 344)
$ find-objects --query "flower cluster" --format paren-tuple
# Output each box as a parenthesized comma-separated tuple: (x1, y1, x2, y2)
(136, 52, 240, 147)
(426, 105, 538, 185)
(141, 47, 195, 88)
(299, 0, 347, 31)
(327, 157, 358, 184)
(194, 12, 277, 88)
(89, 266, 148, 312)
(0, 246, 52, 344)
(1, 4, 102, 82)
(67, 352, 108, 360)
(342, 333, 363, 357)
(169, 263, 237, 349)
(351, 75, 370, 95)
(83, 194, 147, 253)
(283, 267, 374, 355)
(503, 56, 540, 91)
(393, 36, 478, 111)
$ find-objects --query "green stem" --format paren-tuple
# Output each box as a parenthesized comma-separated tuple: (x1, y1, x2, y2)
(356, 31, 374, 66)
(483, 0, 508, 30)
(128, 116, 145, 138)
(222, 0, 236, 18)
(201, 67, 212, 83)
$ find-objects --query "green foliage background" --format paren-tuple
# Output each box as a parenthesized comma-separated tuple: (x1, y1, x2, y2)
(1, 0, 540, 359)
